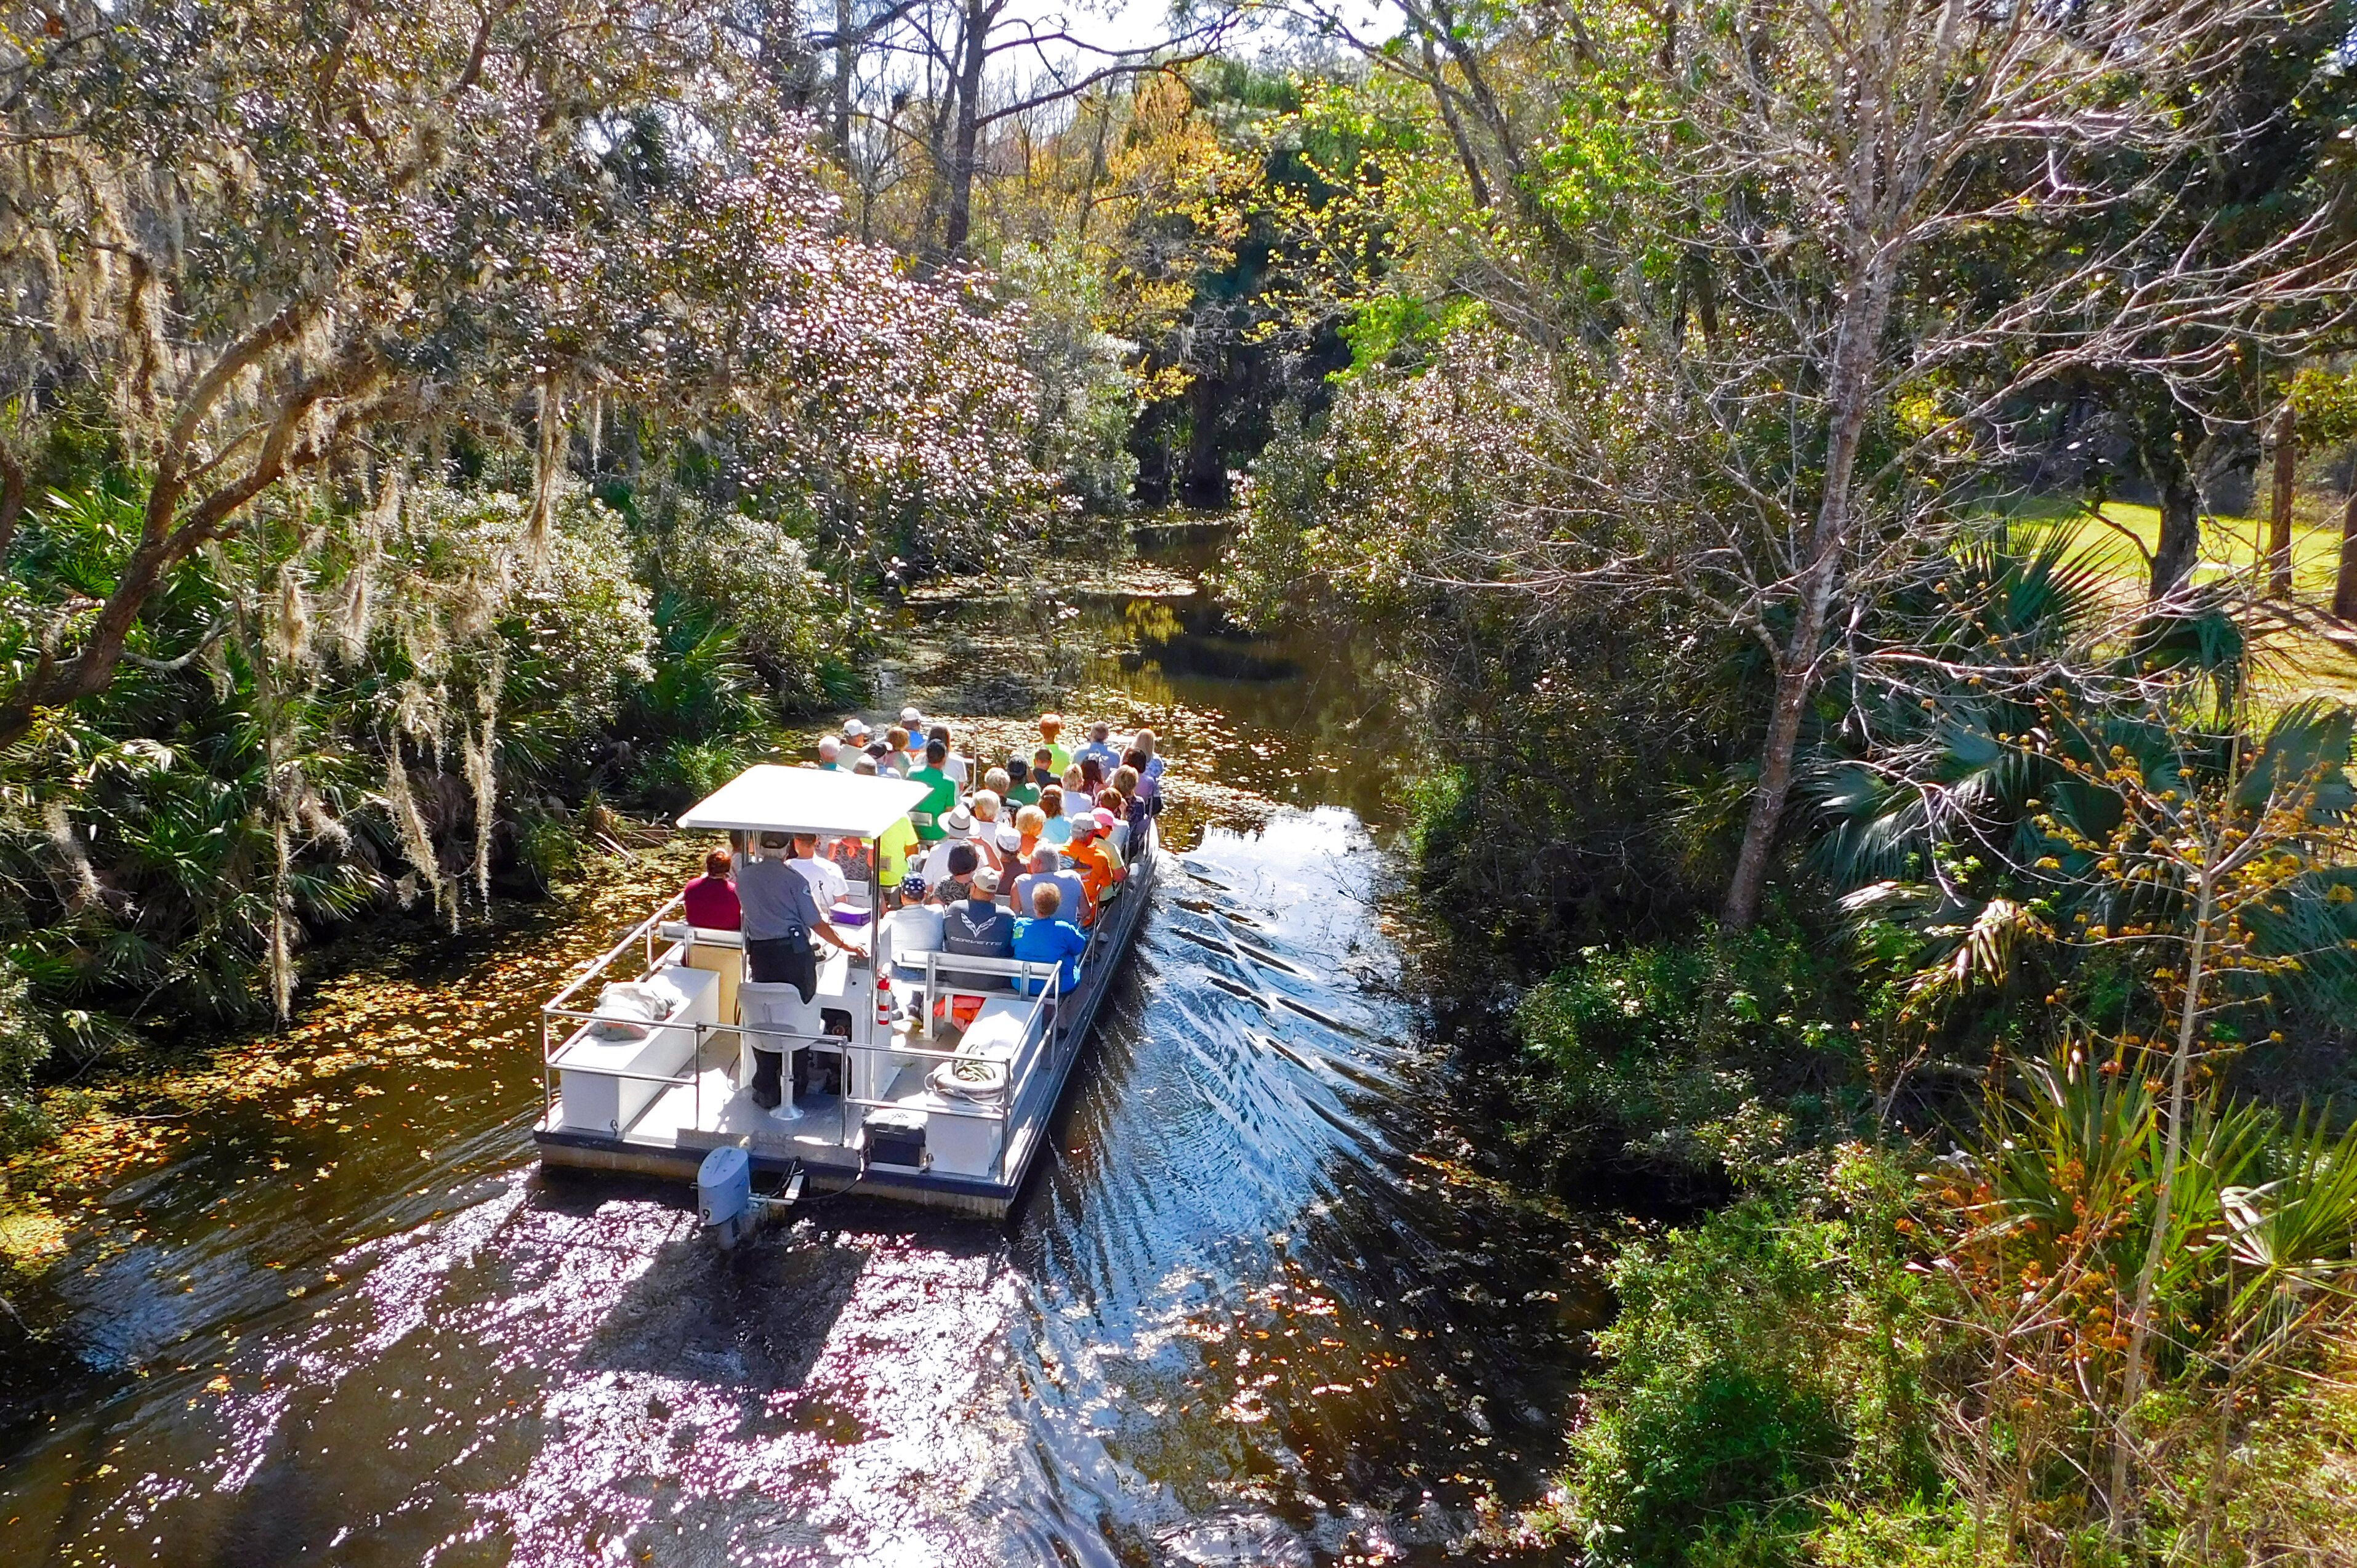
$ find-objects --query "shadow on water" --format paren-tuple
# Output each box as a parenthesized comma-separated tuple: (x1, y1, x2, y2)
(1, 523, 1614, 1566)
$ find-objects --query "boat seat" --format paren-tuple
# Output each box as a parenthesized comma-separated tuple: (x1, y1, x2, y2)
(925, 995, 1032, 1103)
(738, 980, 824, 1047)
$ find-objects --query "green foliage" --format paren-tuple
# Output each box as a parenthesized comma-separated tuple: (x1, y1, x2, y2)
(1335, 295, 1486, 382)
(2289, 364, 2357, 447)
(1000, 239, 1146, 517)
(1514, 925, 1861, 1180)
(633, 493, 873, 712)
(0, 953, 47, 1150)
(0, 472, 798, 1087)
(1560, 1148, 1953, 1567)
(1401, 763, 1468, 861)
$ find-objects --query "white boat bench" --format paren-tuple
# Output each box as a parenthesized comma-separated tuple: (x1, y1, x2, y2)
(548, 963, 717, 1136)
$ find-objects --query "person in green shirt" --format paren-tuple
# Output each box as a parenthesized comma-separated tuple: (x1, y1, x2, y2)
(1035, 712, 1073, 776)
(908, 739, 957, 841)
(1003, 757, 1041, 808)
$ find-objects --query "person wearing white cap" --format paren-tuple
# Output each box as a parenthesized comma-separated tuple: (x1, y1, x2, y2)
(898, 707, 927, 769)
(841, 717, 872, 746)
(940, 866, 1015, 987)
(1062, 809, 1124, 920)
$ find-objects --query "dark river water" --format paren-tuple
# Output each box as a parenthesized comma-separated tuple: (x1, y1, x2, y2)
(1, 526, 1610, 1565)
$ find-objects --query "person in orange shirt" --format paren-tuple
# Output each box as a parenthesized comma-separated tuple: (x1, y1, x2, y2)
(1062, 811, 1126, 911)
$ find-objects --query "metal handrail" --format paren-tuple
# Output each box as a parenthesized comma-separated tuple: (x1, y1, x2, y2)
(537, 818, 1158, 1159)
(546, 893, 685, 1015)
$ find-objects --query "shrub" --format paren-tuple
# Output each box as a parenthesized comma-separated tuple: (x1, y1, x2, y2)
(0, 954, 47, 1149)
(631, 737, 762, 814)
(1560, 1148, 1954, 1567)
(637, 497, 868, 712)
(1512, 923, 1863, 1180)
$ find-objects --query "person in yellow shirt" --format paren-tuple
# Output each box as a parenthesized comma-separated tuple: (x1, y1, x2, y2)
(876, 814, 919, 894)
(1035, 712, 1073, 776)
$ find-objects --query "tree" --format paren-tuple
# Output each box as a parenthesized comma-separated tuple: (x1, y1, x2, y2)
(2290, 363, 2357, 618)
(2266, 400, 2297, 599)
(0, 0, 1052, 750)
(2031, 695, 2356, 1528)
(826, 0, 1230, 258)
(1257, 0, 2357, 928)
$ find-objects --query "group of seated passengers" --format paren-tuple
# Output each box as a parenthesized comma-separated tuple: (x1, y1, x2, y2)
(677, 710, 1164, 1022)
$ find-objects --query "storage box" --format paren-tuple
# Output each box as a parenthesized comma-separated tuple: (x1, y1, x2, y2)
(863, 1109, 928, 1170)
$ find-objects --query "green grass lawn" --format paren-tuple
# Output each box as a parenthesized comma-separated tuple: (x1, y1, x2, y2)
(2005, 496, 2357, 708)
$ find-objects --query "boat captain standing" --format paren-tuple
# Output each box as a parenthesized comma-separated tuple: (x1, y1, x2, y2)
(734, 831, 866, 1111)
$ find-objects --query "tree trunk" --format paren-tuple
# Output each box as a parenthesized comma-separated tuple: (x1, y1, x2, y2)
(940, 0, 991, 257)
(0, 448, 24, 561)
(2111, 869, 2213, 1536)
(2336, 487, 2357, 621)
(0, 529, 176, 749)
(1723, 266, 1890, 929)
(2267, 401, 2295, 598)
(832, 0, 854, 159)
(1420, 32, 1492, 210)
(2150, 463, 2202, 600)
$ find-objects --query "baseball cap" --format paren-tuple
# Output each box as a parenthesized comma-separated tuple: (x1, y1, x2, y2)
(899, 706, 925, 728)
(972, 867, 1002, 893)
(842, 717, 871, 739)
(1092, 807, 1118, 831)
(996, 823, 1022, 851)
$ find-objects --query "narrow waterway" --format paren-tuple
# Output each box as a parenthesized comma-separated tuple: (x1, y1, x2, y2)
(1, 527, 1610, 1566)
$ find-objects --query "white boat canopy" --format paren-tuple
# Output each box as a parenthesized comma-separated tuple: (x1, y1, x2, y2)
(675, 765, 930, 840)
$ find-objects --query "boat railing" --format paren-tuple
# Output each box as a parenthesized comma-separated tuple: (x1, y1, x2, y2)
(537, 819, 1155, 1176)
(539, 892, 689, 1128)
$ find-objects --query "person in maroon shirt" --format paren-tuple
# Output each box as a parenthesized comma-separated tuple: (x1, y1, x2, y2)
(682, 848, 741, 930)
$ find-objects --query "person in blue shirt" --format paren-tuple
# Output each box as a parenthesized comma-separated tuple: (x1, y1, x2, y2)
(1075, 720, 1122, 774)
(1012, 846, 1088, 925)
(1038, 785, 1073, 846)
(1011, 883, 1087, 997)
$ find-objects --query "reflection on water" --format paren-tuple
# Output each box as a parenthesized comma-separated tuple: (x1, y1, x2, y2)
(1, 529, 1608, 1566)
(902, 522, 1425, 832)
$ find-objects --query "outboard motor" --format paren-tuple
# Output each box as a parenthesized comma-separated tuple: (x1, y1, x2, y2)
(696, 1146, 805, 1248)
(697, 1146, 755, 1248)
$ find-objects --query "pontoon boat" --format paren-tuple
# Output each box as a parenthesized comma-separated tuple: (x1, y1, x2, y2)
(533, 765, 1156, 1218)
